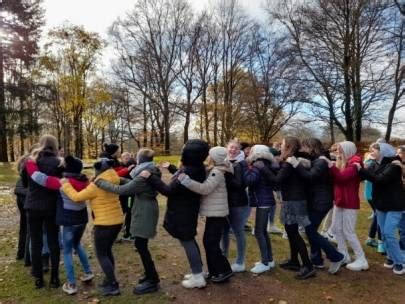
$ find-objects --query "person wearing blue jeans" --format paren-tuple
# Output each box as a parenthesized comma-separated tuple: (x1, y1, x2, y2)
(63, 225, 93, 291)
(359, 142, 405, 275)
(376, 211, 405, 272)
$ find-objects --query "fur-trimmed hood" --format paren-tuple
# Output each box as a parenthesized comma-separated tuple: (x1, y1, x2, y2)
(247, 145, 274, 163)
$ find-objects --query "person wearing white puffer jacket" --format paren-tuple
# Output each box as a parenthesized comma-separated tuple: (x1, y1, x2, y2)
(179, 146, 234, 285)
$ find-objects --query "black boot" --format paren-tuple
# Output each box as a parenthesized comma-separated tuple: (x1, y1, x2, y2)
(295, 266, 316, 280)
(279, 259, 301, 272)
(133, 279, 159, 295)
(49, 272, 60, 289)
(101, 281, 120, 296)
(35, 277, 44, 289)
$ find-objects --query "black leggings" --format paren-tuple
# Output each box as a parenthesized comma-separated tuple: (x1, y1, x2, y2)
(16, 195, 27, 259)
(94, 224, 121, 284)
(134, 237, 159, 283)
(285, 223, 312, 268)
(27, 209, 60, 279)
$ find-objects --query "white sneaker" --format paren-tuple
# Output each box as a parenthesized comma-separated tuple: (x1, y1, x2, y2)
(62, 282, 78, 295)
(255, 260, 275, 268)
(181, 273, 206, 289)
(282, 232, 288, 239)
(267, 225, 283, 234)
(346, 256, 369, 271)
(250, 262, 271, 274)
(231, 263, 246, 272)
(80, 272, 94, 282)
(184, 272, 208, 280)
(251, 227, 255, 235)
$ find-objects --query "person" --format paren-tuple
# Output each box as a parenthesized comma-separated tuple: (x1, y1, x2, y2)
(244, 145, 276, 274)
(61, 158, 124, 296)
(178, 146, 234, 283)
(396, 145, 405, 251)
(322, 141, 369, 271)
(221, 140, 249, 273)
(255, 137, 315, 280)
(119, 152, 137, 241)
(363, 153, 383, 252)
(290, 138, 345, 274)
(144, 139, 209, 289)
(358, 142, 405, 275)
(95, 149, 162, 295)
(24, 156, 94, 295)
(21, 135, 63, 289)
(267, 146, 283, 234)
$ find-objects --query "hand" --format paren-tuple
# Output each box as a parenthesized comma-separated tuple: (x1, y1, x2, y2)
(253, 160, 265, 169)
(286, 156, 299, 168)
(139, 170, 151, 179)
(160, 161, 171, 169)
(392, 160, 402, 167)
(354, 163, 362, 170)
(177, 173, 186, 182)
(128, 164, 136, 171)
(60, 178, 69, 185)
(319, 156, 333, 168)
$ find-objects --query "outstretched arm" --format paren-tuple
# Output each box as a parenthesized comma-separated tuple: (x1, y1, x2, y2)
(25, 159, 61, 190)
(95, 176, 147, 196)
(180, 170, 220, 195)
(61, 182, 97, 202)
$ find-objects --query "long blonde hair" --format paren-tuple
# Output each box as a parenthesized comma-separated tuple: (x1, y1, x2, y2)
(31, 134, 59, 161)
(15, 143, 39, 172)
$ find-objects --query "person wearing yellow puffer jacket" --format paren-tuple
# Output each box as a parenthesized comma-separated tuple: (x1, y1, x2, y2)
(61, 158, 123, 297)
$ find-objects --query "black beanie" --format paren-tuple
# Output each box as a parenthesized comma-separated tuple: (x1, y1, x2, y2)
(181, 139, 209, 167)
(64, 155, 83, 174)
(103, 143, 119, 156)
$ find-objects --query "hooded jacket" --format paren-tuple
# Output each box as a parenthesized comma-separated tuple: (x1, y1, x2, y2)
(359, 143, 405, 212)
(244, 145, 275, 207)
(330, 154, 362, 209)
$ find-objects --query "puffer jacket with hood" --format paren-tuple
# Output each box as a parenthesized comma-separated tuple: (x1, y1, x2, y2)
(244, 145, 276, 207)
(329, 141, 362, 209)
(359, 143, 405, 212)
(180, 146, 233, 217)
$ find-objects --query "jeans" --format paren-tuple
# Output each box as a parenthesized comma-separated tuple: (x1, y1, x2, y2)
(254, 208, 273, 264)
(222, 206, 249, 265)
(63, 224, 91, 284)
(181, 239, 203, 274)
(134, 237, 159, 283)
(94, 224, 121, 284)
(203, 217, 232, 276)
(268, 204, 276, 225)
(399, 212, 405, 250)
(376, 210, 405, 265)
(27, 209, 60, 279)
(305, 209, 343, 264)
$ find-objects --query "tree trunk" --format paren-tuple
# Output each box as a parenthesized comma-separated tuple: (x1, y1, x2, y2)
(0, 41, 8, 162)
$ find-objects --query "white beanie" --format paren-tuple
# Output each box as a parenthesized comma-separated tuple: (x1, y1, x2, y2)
(209, 146, 228, 166)
(338, 141, 357, 160)
(247, 145, 274, 163)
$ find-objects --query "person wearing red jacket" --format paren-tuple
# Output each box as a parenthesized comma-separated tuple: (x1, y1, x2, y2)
(321, 141, 369, 272)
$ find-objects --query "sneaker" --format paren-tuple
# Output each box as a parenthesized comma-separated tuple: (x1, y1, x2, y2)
(250, 262, 271, 274)
(346, 256, 369, 271)
(279, 260, 301, 271)
(122, 234, 132, 242)
(325, 232, 337, 244)
(231, 263, 246, 273)
(210, 270, 233, 283)
(62, 282, 78, 295)
(80, 272, 95, 283)
(267, 225, 283, 234)
(342, 254, 351, 266)
(101, 282, 121, 296)
(181, 273, 206, 289)
(313, 263, 325, 269)
(377, 241, 386, 254)
(133, 280, 159, 294)
(254, 260, 275, 268)
(251, 228, 255, 236)
(282, 232, 288, 239)
(295, 266, 316, 280)
(49, 276, 61, 289)
(34, 277, 44, 289)
(393, 264, 405, 275)
(384, 259, 394, 269)
(365, 238, 378, 248)
(184, 272, 209, 280)
(328, 255, 345, 274)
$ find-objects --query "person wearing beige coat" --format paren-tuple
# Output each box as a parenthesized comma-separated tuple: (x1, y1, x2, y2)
(179, 146, 234, 284)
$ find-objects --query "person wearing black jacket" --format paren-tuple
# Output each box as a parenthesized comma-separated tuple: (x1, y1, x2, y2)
(255, 136, 315, 280)
(145, 139, 210, 289)
(291, 138, 344, 274)
(358, 142, 405, 275)
(221, 140, 249, 273)
(22, 135, 63, 289)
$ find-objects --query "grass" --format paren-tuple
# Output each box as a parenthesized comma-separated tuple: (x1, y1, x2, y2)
(0, 160, 405, 303)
